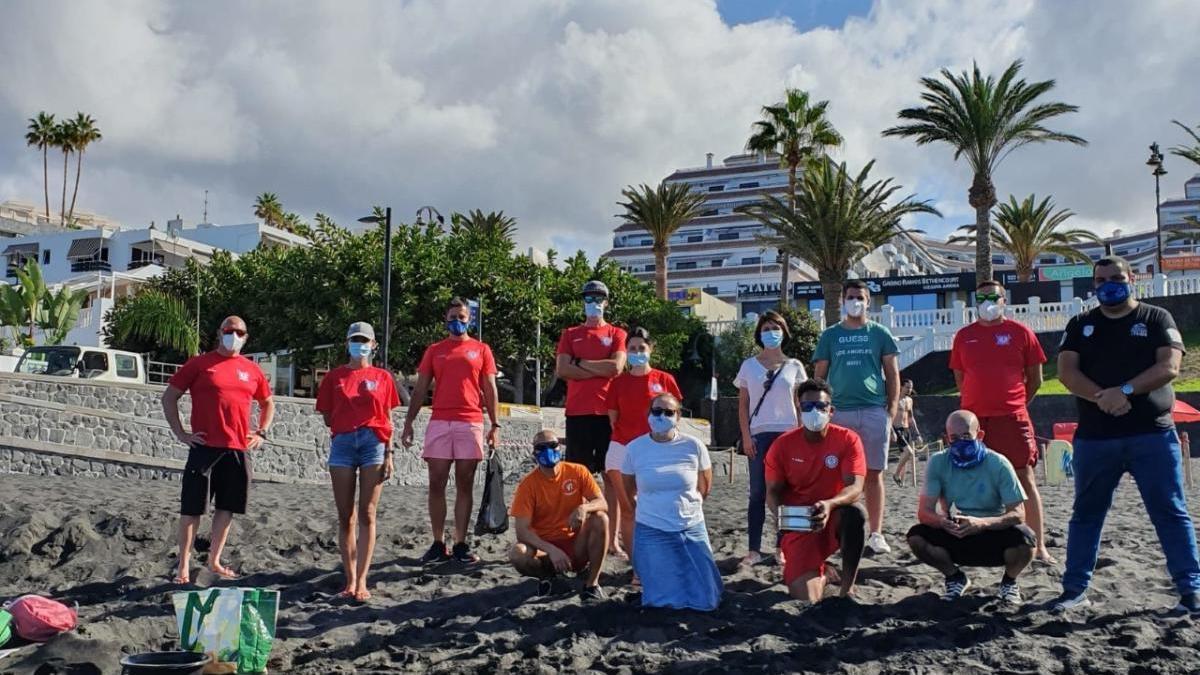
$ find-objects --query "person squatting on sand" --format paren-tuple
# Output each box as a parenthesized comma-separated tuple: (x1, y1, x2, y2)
(907, 410, 1035, 605)
(766, 378, 867, 603)
(162, 315, 274, 584)
(605, 327, 682, 561)
(555, 280, 628, 523)
(735, 310, 807, 567)
(315, 322, 401, 601)
(1054, 256, 1200, 614)
(402, 298, 501, 565)
(950, 280, 1053, 563)
(813, 280, 901, 555)
(621, 393, 722, 611)
(509, 430, 610, 600)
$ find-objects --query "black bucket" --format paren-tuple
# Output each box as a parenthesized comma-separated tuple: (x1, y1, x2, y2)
(120, 651, 211, 675)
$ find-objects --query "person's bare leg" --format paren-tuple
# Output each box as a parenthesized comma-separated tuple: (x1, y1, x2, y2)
(604, 469, 629, 559)
(577, 511, 610, 587)
(426, 459, 453, 544)
(788, 570, 827, 602)
(208, 510, 235, 576)
(865, 470, 885, 534)
(353, 465, 385, 601)
(329, 467, 359, 596)
(1017, 466, 1054, 562)
(1004, 543, 1034, 579)
(176, 515, 200, 583)
(452, 460, 479, 545)
(509, 543, 553, 579)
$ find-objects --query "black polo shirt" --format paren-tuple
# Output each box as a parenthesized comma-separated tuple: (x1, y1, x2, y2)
(1060, 302, 1185, 439)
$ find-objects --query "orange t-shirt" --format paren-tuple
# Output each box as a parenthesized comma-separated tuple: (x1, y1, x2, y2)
(509, 462, 602, 540)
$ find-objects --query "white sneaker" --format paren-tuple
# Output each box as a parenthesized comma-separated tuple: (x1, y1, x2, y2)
(866, 532, 891, 554)
(739, 551, 763, 568)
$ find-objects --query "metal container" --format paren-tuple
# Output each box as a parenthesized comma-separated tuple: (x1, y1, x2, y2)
(779, 505, 814, 532)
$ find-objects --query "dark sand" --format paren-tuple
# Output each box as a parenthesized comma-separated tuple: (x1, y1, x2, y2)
(2, 465, 1199, 674)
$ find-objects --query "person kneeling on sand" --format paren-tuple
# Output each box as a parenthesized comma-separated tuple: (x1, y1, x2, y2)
(906, 410, 1035, 605)
(765, 378, 866, 603)
(509, 429, 610, 600)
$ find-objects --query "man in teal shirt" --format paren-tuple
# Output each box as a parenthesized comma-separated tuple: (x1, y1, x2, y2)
(907, 410, 1035, 604)
(813, 280, 900, 554)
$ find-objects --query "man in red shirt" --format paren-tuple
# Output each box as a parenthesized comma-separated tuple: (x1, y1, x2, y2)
(765, 378, 866, 603)
(950, 281, 1051, 562)
(402, 298, 501, 565)
(555, 280, 627, 512)
(162, 315, 275, 584)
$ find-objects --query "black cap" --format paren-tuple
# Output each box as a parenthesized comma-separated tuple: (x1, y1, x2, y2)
(582, 280, 610, 298)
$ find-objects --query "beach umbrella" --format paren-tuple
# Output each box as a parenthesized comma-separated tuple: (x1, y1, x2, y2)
(1173, 400, 1200, 423)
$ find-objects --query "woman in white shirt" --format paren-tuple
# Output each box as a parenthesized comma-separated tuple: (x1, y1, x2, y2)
(734, 310, 807, 567)
(621, 393, 721, 611)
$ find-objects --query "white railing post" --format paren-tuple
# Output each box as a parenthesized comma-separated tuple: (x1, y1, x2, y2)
(813, 309, 825, 327)
(1153, 273, 1168, 298)
(952, 300, 967, 327)
(1069, 297, 1084, 316)
(1028, 296, 1041, 330)
(881, 304, 895, 329)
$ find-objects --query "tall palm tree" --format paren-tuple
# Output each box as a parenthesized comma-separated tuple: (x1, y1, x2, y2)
(949, 194, 1100, 282)
(53, 120, 73, 225)
(746, 89, 843, 308)
(615, 183, 708, 299)
(451, 209, 520, 242)
(65, 113, 101, 224)
(882, 60, 1087, 283)
(739, 158, 940, 324)
(253, 192, 284, 228)
(24, 112, 56, 221)
(1171, 120, 1200, 168)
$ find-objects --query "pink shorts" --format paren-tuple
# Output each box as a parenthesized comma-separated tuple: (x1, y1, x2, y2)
(422, 420, 485, 461)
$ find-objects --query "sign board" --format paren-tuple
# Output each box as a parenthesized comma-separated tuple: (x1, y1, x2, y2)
(1163, 255, 1200, 271)
(669, 287, 702, 306)
(737, 281, 782, 299)
(784, 271, 1024, 300)
(1039, 264, 1093, 282)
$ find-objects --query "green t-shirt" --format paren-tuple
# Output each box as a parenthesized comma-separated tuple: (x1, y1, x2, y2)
(923, 450, 1027, 517)
(813, 321, 899, 410)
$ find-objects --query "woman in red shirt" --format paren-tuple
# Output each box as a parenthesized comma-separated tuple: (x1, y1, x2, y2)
(604, 327, 682, 560)
(315, 321, 401, 602)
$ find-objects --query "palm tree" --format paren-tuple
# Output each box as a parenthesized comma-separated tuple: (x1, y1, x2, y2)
(882, 60, 1087, 283)
(65, 113, 102, 224)
(53, 120, 73, 225)
(949, 194, 1100, 282)
(746, 88, 843, 308)
(24, 112, 56, 221)
(739, 158, 940, 324)
(253, 192, 284, 228)
(107, 289, 200, 356)
(451, 209, 519, 242)
(615, 182, 708, 299)
(1171, 120, 1200, 168)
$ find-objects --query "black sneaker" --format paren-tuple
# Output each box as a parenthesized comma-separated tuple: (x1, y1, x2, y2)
(537, 578, 555, 596)
(580, 585, 607, 602)
(1173, 593, 1200, 616)
(452, 542, 480, 564)
(1051, 589, 1091, 613)
(942, 572, 971, 601)
(997, 580, 1022, 606)
(420, 541, 450, 564)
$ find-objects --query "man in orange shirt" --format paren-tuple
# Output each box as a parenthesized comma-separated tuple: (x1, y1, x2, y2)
(508, 429, 610, 600)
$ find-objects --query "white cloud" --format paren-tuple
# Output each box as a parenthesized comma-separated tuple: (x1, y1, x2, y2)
(0, 0, 1195, 256)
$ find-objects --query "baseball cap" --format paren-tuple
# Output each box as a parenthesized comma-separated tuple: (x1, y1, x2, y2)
(346, 322, 375, 340)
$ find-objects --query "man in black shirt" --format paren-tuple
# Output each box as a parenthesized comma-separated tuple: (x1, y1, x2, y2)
(1054, 256, 1200, 614)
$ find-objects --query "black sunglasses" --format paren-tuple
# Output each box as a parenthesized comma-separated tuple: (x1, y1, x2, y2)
(222, 328, 247, 337)
(583, 295, 605, 304)
(534, 441, 559, 452)
(348, 336, 371, 343)
(947, 433, 975, 442)
(799, 401, 831, 412)
(650, 408, 677, 417)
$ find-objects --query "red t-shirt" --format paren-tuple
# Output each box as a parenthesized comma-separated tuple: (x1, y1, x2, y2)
(950, 319, 1047, 417)
(556, 323, 628, 416)
(416, 337, 498, 423)
(315, 365, 401, 443)
(605, 369, 683, 444)
(764, 425, 866, 506)
(168, 351, 272, 451)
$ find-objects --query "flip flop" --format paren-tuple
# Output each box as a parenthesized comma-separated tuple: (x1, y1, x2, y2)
(209, 566, 240, 580)
(172, 572, 191, 585)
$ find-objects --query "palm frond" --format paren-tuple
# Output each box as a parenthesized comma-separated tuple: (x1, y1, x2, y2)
(109, 289, 200, 355)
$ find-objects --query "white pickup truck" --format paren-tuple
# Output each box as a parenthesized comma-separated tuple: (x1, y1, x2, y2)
(12, 345, 147, 384)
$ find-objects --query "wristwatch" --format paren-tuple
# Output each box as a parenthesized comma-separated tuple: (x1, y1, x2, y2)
(1120, 383, 1134, 396)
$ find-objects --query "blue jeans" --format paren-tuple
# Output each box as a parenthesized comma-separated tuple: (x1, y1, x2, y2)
(329, 428, 387, 469)
(1063, 429, 1200, 596)
(748, 431, 783, 553)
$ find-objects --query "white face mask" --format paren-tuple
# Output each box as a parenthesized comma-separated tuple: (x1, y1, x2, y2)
(845, 299, 866, 318)
(221, 332, 247, 353)
(979, 301, 1004, 321)
(801, 409, 830, 432)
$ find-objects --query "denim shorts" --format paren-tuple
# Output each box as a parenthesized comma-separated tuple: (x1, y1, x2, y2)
(329, 428, 387, 468)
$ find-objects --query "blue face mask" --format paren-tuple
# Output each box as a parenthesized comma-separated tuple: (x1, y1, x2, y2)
(534, 445, 564, 468)
(348, 342, 372, 359)
(447, 319, 469, 336)
(1096, 281, 1131, 307)
(761, 329, 784, 348)
(627, 352, 650, 367)
(584, 301, 604, 318)
(647, 413, 676, 435)
(948, 438, 987, 469)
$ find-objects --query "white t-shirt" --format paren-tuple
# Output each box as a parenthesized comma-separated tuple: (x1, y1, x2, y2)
(734, 357, 807, 434)
(620, 432, 712, 532)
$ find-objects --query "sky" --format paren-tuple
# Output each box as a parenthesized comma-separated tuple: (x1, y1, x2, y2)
(1, 0, 1198, 260)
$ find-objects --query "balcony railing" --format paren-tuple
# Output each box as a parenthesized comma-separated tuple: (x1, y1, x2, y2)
(70, 260, 112, 273)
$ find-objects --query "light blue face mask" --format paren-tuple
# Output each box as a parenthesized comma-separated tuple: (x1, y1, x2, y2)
(627, 352, 650, 367)
(584, 301, 604, 318)
(348, 342, 372, 359)
(761, 329, 784, 348)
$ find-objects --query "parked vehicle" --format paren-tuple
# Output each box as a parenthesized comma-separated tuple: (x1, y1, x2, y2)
(14, 346, 146, 384)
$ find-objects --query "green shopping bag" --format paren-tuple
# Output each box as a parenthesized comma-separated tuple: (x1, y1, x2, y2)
(173, 588, 279, 674)
(0, 609, 12, 647)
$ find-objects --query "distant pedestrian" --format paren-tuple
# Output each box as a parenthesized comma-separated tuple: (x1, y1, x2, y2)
(892, 380, 919, 485)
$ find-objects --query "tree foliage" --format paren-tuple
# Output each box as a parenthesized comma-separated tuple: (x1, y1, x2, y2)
(615, 182, 708, 300)
(949, 194, 1099, 282)
(0, 260, 88, 346)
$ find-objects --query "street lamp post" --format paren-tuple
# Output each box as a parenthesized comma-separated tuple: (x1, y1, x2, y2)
(357, 207, 393, 367)
(1147, 142, 1168, 274)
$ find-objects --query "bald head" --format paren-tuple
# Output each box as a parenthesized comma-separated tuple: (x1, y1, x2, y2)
(533, 428, 558, 446)
(946, 410, 980, 439)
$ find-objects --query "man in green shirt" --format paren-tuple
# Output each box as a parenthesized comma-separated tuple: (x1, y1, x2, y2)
(906, 410, 1035, 605)
(813, 280, 900, 554)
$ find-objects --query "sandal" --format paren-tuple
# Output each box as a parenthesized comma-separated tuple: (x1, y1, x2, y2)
(209, 565, 240, 580)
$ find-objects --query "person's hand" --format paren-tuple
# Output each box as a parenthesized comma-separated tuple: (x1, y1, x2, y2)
(246, 431, 266, 451)
(177, 431, 206, 447)
(547, 545, 572, 572)
(487, 425, 501, 449)
(809, 500, 831, 532)
(400, 423, 415, 448)
(938, 516, 959, 532)
(741, 433, 756, 458)
(951, 516, 984, 538)
(1095, 388, 1131, 416)
(568, 505, 587, 531)
(381, 454, 394, 481)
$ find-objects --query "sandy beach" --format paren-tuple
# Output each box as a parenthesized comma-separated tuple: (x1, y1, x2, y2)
(2, 464, 1199, 674)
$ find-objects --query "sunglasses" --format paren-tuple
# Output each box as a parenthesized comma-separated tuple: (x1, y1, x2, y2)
(534, 441, 559, 452)
(349, 336, 371, 343)
(947, 433, 975, 442)
(799, 401, 831, 412)
(975, 293, 1001, 303)
(650, 408, 677, 417)
(222, 328, 247, 337)
(583, 297, 606, 305)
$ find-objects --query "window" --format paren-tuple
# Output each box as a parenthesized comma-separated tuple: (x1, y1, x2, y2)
(675, 261, 697, 270)
(1039, 257, 1057, 265)
(741, 256, 761, 265)
(718, 232, 740, 241)
(80, 351, 109, 375)
(42, 250, 50, 265)
(703, 285, 719, 295)
(991, 255, 1005, 264)
(711, 259, 723, 268)
(687, 235, 702, 243)
(639, 239, 652, 246)
(115, 354, 139, 379)
(738, 182, 760, 189)
(645, 263, 655, 271)
(700, 209, 719, 217)
(707, 185, 725, 192)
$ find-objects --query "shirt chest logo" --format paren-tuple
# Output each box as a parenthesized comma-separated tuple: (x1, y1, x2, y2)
(1082, 325, 1094, 337)
(562, 479, 578, 496)
(363, 380, 378, 391)
(466, 350, 480, 360)
(600, 336, 613, 347)
(824, 454, 839, 469)
(995, 334, 1012, 346)
(650, 383, 664, 394)
(236, 369, 250, 383)
(1131, 323, 1148, 338)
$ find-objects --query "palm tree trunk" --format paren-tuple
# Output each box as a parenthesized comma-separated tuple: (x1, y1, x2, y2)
(970, 172, 996, 283)
(60, 150, 69, 226)
(779, 166, 797, 309)
(42, 148, 50, 220)
(68, 149, 83, 223)
(819, 275, 843, 328)
(655, 248, 668, 300)
(1018, 264, 1033, 283)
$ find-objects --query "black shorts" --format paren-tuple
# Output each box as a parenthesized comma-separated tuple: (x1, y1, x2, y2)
(564, 415, 611, 474)
(893, 427, 913, 450)
(180, 445, 253, 516)
(906, 523, 1036, 567)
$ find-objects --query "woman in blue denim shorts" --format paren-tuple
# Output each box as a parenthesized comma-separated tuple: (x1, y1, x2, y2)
(315, 321, 401, 602)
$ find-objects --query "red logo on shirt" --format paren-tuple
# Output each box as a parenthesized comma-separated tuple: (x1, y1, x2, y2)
(562, 479, 578, 495)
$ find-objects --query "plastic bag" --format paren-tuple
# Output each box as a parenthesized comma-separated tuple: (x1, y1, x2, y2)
(474, 450, 509, 535)
(173, 587, 278, 674)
